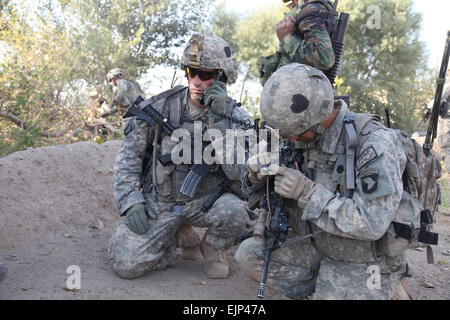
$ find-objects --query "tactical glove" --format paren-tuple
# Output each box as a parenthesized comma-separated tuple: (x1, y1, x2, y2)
(124, 203, 149, 235)
(273, 165, 317, 207)
(246, 151, 273, 185)
(204, 81, 228, 119)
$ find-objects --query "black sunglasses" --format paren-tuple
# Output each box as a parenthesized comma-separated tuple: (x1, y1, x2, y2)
(186, 67, 218, 81)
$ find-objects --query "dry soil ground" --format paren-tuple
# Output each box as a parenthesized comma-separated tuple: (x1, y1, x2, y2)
(0, 140, 448, 300)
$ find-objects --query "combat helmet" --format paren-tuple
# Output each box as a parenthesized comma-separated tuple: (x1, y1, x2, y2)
(106, 68, 123, 82)
(181, 34, 237, 84)
(260, 63, 334, 137)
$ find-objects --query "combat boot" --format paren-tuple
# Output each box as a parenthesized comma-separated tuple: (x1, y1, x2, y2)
(176, 225, 201, 260)
(200, 236, 229, 279)
(0, 261, 7, 281)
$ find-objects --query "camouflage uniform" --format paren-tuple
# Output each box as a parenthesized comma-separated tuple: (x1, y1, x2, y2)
(107, 68, 144, 114)
(108, 37, 253, 278)
(259, 0, 335, 84)
(236, 63, 409, 299)
(113, 79, 143, 111)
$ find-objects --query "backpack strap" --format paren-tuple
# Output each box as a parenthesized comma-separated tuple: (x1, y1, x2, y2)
(343, 112, 357, 195)
(152, 85, 187, 127)
(341, 112, 381, 196)
(137, 85, 185, 109)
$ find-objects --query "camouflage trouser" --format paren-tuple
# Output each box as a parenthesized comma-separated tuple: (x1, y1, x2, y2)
(234, 233, 321, 299)
(108, 193, 251, 279)
(313, 256, 405, 300)
(235, 235, 407, 300)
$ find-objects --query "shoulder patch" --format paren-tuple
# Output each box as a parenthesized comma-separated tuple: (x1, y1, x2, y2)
(356, 146, 378, 171)
(361, 173, 378, 194)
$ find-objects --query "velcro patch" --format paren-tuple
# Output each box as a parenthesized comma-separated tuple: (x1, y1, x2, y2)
(356, 146, 378, 171)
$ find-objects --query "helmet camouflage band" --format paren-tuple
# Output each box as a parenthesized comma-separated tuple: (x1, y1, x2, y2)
(107, 68, 123, 82)
(181, 34, 237, 84)
(260, 63, 334, 137)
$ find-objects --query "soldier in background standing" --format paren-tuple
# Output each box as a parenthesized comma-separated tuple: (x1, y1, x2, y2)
(259, 0, 336, 85)
(106, 68, 145, 118)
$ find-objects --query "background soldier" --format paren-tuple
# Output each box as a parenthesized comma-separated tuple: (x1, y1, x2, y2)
(106, 68, 144, 117)
(259, 0, 336, 85)
(108, 34, 253, 280)
(236, 63, 412, 299)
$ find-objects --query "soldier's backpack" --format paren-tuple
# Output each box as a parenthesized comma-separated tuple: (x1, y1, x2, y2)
(378, 130, 441, 263)
(345, 112, 441, 263)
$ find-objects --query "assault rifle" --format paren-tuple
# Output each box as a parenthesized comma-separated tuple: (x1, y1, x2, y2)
(124, 96, 232, 210)
(256, 139, 304, 299)
(423, 31, 450, 156)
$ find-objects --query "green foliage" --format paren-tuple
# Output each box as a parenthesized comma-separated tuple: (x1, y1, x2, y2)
(0, 0, 441, 156)
(439, 180, 450, 211)
(210, 2, 284, 78)
(0, 0, 211, 156)
(207, 2, 285, 112)
(337, 0, 435, 132)
(65, 0, 212, 83)
(0, 127, 43, 156)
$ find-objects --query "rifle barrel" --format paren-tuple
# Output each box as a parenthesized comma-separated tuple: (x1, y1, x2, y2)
(424, 31, 450, 154)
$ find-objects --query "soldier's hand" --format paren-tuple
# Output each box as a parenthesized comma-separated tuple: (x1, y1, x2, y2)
(246, 151, 273, 185)
(276, 16, 296, 41)
(274, 166, 315, 201)
(124, 203, 149, 234)
(204, 81, 228, 116)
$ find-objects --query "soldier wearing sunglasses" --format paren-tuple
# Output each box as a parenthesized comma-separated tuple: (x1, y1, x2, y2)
(109, 34, 254, 280)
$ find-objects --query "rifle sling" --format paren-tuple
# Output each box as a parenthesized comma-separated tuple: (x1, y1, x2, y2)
(343, 112, 357, 195)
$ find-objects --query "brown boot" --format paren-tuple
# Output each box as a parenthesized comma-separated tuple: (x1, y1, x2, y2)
(176, 225, 201, 260)
(200, 236, 229, 279)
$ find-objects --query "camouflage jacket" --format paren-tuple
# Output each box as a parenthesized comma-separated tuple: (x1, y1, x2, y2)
(279, 0, 335, 71)
(259, 0, 336, 85)
(298, 105, 406, 241)
(112, 78, 144, 110)
(113, 87, 252, 216)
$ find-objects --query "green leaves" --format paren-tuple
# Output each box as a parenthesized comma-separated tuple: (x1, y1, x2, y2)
(15, 96, 27, 108)
(337, 0, 433, 132)
(0, 0, 212, 155)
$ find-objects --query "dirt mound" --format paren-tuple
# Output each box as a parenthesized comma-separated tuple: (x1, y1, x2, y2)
(0, 141, 121, 251)
(0, 141, 285, 300)
(0, 141, 448, 300)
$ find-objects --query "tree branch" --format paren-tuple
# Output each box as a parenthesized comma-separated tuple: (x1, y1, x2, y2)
(0, 110, 72, 138)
